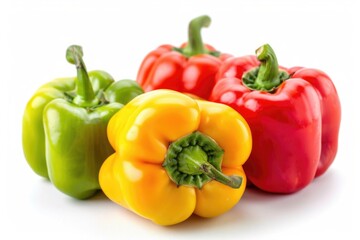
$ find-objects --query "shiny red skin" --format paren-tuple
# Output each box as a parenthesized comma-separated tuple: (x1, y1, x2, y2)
(136, 44, 231, 99)
(210, 56, 341, 193)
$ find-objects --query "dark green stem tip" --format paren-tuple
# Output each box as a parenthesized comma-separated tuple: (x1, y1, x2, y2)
(66, 45, 84, 65)
(190, 15, 211, 28)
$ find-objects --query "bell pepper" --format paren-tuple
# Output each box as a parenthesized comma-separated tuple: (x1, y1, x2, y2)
(22, 45, 143, 199)
(210, 44, 341, 193)
(136, 15, 231, 100)
(99, 90, 252, 225)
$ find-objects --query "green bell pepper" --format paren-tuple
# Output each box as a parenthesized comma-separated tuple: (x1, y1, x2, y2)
(22, 45, 143, 199)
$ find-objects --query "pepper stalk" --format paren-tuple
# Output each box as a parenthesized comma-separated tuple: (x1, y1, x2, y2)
(163, 131, 242, 189)
(176, 15, 219, 58)
(243, 44, 289, 92)
(66, 45, 99, 107)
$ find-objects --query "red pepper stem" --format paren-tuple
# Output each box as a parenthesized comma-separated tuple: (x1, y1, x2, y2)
(182, 15, 211, 57)
(254, 44, 281, 90)
(66, 45, 99, 107)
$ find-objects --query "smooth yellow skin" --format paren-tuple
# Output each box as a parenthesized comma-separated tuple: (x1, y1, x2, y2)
(99, 90, 252, 225)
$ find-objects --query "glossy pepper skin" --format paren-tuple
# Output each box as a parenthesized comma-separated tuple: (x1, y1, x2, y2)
(22, 45, 143, 199)
(99, 90, 252, 225)
(136, 15, 231, 99)
(210, 44, 341, 193)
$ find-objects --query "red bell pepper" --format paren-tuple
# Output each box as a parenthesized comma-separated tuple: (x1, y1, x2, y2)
(136, 15, 231, 99)
(210, 44, 341, 193)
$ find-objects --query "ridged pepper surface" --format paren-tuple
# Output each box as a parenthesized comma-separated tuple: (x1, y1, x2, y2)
(210, 44, 341, 193)
(22, 45, 143, 199)
(136, 15, 231, 99)
(99, 90, 252, 225)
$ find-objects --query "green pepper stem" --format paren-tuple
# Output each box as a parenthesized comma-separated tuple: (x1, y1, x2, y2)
(182, 15, 211, 57)
(163, 131, 242, 189)
(66, 45, 99, 107)
(254, 44, 281, 90)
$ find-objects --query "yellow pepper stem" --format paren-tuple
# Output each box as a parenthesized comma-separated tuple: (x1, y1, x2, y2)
(163, 131, 242, 189)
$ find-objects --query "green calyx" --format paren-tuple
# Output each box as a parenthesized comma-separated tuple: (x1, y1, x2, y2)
(163, 131, 242, 189)
(66, 45, 100, 107)
(243, 44, 289, 92)
(174, 15, 220, 58)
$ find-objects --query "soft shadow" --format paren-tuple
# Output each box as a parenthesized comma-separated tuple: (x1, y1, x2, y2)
(67, 190, 109, 203)
(29, 169, 342, 235)
(157, 169, 341, 233)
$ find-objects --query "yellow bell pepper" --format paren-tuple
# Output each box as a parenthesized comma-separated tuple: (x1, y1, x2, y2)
(99, 89, 252, 225)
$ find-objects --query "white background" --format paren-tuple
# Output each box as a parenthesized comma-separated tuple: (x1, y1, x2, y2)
(1, 0, 358, 239)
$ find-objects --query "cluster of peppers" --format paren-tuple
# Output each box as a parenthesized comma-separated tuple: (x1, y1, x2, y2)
(23, 15, 341, 226)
